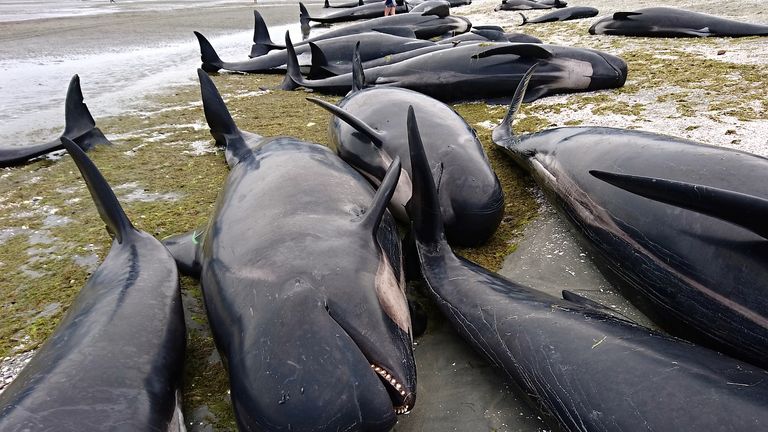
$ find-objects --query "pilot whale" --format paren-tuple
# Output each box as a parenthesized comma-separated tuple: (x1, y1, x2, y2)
(589, 7, 768, 37)
(404, 101, 768, 432)
(306, 49, 503, 247)
(519, 6, 598, 25)
(282, 32, 627, 103)
(492, 65, 768, 370)
(0, 75, 111, 167)
(162, 70, 417, 431)
(0, 138, 185, 430)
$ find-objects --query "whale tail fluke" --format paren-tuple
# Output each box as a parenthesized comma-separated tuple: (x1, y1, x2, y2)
(250, 10, 284, 57)
(61, 137, 134, 243)
(63, 75, 112, 152)
(194, 32, 224, 73)
(196, 69, 251, 166)
(300, 3, 312, 31)
(491, 63, 537, 146)
(361, 156, 401, 234)
(405, 106, 448, 247)
(280, 31, 308, 91)
(518, 13, 528, 26)
(589, 171, 768, 240)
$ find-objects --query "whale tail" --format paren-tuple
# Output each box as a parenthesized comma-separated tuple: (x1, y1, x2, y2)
(61, 137, 135, 243)
(63, 75, 112, 152)
(280, 31, 308, 91)
(250, 10, 283, 58)
(194, 32, 224, 73)
(196, 69, 251, 167)
(589, 171, 768, 240)
(518, 13, 528, 26)
(405, 106, 448, 247)
(491, 63, 537, 146)
(300, 2, 312, 31)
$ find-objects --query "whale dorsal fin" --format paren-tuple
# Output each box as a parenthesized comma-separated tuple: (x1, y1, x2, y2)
(361, 156, 401, 234)
(299, 2, 311, 30)
(307, 42, 336, 80)
(518, 13, 528, 26)
(471, 43, 553, 60)
(281, 31, 309, 91)
(61, 137, 134, 243)
(371, 27, 417, 39)
(405, 106, 447, 246)
(250, 10, 283, 57)
(352, 41, 366, 93)
(590, 170, 768, 240)
(306, 98, 385, 147)
(491, 63, 538, 145)
(613, 12, 642, 20)
(195, 32, 224, 73)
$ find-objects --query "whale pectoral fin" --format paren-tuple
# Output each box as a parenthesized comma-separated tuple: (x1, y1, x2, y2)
(305, 97, 385, 147)
(471, 43, 553, 60)
(492, 63, 538, 145)
(590, 170, 768, 240)
(162, 228, 205, 278)
(371, 27, 418, 39)
(612, 12, 642, 20)
(351, 41, 366, 93)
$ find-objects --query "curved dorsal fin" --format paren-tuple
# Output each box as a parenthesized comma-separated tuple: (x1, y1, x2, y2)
(197, 69, 251, 167)
(613, 11, 642, 20)
(61, 137, 134, 243)
(280, 31, 309, 91)
(62, 75, 97, 140)
(491, 63, 537, 145)
(306, 98, 385, 147)
(590, 170, 768, 240)
(250, 10, 283, 57)
(360, 156, 401, 234)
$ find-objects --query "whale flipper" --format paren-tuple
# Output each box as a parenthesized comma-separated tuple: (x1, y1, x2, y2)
(491, 63, 538, 144)
(351, 42, 366, 93)
(590, 170, 768, 239)
(306, 98, 385, 147)
(163, 228, 205, 277)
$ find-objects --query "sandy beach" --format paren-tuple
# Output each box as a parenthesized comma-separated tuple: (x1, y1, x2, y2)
(1, 0, 767, 430)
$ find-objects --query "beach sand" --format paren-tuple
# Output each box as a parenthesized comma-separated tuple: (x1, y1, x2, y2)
(1, 0, 767, 430)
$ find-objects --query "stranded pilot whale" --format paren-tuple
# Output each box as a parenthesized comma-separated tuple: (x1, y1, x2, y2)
(589, 7, 768, 37)
(404, 101, 768, 432)
(162, 70, 417, 431)
(0, 75, 111, 167)
(282, 32, 627, 103)
(0, 139, 186, 430)
(492, 65, 768, 370)
(519, 6, 598, 25)
(306, 49, 503, 246)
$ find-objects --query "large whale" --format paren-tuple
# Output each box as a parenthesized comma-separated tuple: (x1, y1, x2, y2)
(0, 75, 111, 167)
(195, 30, 434, 74)
(495, 0, 565, 12)
(403, 101, 768, 432)
(492, 65, 768, 370)
(519, 6, 598, 25)
(306, 54, 503, 247)
(162, 70, 417, 431)
(0, 139, 186, 430)
(589, 7, 768, 37)
(282, 33, 627, 103)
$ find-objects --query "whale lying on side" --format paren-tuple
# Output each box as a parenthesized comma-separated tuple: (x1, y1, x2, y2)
(519, 6, 598, 25)
(282, 32, 627, 103)
(404, 98, 768, 432)
(0, 138, 186, 431)
(306, 49, 503, 246)
(495, 0, 565, 11)
(589, 7, 768, 37)
(0, 75, 111, 167)
(162, 70, 417, 431)
(492, 65, 768, 370)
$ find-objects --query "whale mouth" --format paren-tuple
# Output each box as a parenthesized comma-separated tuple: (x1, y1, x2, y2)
(370, 364, 413, 415)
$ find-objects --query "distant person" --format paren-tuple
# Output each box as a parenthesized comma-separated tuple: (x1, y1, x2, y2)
(384, 0, 396, 16)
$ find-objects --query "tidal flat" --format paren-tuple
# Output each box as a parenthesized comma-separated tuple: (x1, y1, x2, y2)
(1, 0, 767, 430)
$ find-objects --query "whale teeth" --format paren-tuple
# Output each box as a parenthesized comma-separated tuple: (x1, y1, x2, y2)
(395, 383, 402, 390)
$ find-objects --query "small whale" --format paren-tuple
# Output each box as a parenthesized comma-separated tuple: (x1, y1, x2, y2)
(0, 138, 186, 431)
(519, 6, 598, 25)
(589, 7, 768, 37)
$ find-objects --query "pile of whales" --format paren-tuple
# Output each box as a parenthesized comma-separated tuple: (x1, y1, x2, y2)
(2, 1, 768, 431)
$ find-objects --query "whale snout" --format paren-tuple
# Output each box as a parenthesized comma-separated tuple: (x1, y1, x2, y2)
(588, 52, 628, 90)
